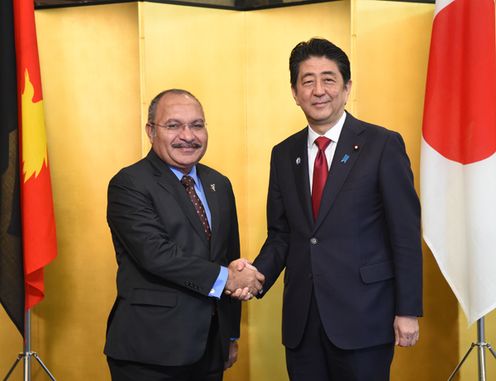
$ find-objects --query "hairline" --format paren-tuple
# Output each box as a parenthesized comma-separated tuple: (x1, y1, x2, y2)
(147, 89, 202, 125)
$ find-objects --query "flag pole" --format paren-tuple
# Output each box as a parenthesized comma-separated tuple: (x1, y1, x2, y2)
(2, 310, 57, 381)
(447, 317, 496, 381)
(24, 310, 31, 381)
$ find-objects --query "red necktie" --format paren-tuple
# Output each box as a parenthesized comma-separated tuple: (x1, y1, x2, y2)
(181, 175, 212, 240)
(312, 136, 331, 220)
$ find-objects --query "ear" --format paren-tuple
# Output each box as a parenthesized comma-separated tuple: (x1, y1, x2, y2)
(344, 79, 352, 94)
(291, 86, 300, 106)
(145, 123, 155, 143)
(343, 80, 352, 104)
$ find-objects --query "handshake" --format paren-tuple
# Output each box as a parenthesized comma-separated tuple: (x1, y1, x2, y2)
(224, 259, 265, 301)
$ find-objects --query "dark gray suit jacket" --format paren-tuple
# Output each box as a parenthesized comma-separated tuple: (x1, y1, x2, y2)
(254, 112, 422, 350)
(104, 150, 241, 366)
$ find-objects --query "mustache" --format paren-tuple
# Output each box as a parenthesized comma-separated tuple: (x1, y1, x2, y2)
(172, 142, 202, 149)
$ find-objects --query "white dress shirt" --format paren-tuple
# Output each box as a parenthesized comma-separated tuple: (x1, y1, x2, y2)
(307, 112, 347, 193)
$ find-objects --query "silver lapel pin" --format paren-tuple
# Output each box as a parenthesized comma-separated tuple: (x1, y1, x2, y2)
(210, 184, 216, 192)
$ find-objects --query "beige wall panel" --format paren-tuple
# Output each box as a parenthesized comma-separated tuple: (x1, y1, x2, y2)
(353, 1, 459, 380)
(139, 3, 248, 268)
(0, 4, 141, 380)
(139, 5, 249, 379)
(140, 3, 246, 178)
(140, 3, 351, 380)
(245, 3, 350, 380)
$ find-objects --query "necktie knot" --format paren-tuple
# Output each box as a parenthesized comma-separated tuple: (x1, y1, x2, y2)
(181, 175, 195, 189)
(315, 136, 331, 152)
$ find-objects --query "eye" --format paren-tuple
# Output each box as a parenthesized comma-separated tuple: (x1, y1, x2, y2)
(166, 123, 180, 130)
(191, 123, 205, 130)
(302, 80, 314, 86)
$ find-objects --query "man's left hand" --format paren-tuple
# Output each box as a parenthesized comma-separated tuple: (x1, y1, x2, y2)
(394, 315, 419, 347)
(224, 341, 238, 369)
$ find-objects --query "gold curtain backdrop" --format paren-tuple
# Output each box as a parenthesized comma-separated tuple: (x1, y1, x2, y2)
(1, 1, 495, 380)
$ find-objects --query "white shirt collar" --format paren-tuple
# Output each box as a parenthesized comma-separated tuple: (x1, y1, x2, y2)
(307, 111, 347, 148)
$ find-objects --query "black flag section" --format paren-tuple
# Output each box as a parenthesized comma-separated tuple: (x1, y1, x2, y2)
(0, 0, 25, 336)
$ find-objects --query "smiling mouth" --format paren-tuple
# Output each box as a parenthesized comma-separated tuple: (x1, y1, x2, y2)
(312, 100, 330, 106)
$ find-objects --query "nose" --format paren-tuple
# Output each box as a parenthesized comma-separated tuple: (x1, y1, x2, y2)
(313, 80, 325, 96)
(178, 125, 195, 141)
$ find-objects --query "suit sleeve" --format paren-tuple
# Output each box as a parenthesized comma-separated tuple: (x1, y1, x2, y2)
(107, 170, 220, 297)
(253, 146, 290, 295)
(379, 132, 423, 316)
(225, 179, 241, 339)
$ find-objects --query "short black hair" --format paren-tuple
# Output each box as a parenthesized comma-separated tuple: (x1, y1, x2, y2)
(289, 38, 351, 88)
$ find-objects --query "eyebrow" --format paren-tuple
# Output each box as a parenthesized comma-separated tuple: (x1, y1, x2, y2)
(301, 71, 337, 80)
(164, 118, 205, 123)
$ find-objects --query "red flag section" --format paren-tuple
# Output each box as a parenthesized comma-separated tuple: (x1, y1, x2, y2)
(421, 0, 496, 323)
(14, 0, 57, 310)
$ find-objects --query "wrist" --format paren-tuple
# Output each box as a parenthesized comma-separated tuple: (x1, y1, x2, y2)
(226, 268, 235, 292)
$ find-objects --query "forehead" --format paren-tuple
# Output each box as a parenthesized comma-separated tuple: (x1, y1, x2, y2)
(156, 93, 204, 121)
(298, 56, 341, 79)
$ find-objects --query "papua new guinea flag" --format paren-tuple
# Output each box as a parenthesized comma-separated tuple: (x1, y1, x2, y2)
(15, 0, 58, 315)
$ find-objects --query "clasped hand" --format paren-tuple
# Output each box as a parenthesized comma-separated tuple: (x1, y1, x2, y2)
(225, 259, 265, 301)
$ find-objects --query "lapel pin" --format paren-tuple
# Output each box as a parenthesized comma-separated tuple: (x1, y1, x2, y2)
(296, 157, 301, 165)
(353, 145, 359, 151)
(210, 184, 216, 192)
(341, 154, 350, 164)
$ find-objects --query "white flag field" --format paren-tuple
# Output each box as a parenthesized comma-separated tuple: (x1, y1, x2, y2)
(421, 0, 496, 324)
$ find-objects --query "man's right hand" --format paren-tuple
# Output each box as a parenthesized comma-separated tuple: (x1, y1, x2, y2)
(225, 259, 265, 300)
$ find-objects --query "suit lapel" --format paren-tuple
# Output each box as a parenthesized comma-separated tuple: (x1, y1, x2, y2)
(290, 129, 313, 228)
(314, 114, 366, 230)
(147, 151, 210, 247)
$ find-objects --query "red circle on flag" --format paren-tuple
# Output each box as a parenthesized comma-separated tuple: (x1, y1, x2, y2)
(422, 0, 496, 164)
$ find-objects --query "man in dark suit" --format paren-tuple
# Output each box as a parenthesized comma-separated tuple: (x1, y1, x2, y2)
(252, 38, 423, 380)
(104, 89, 264, 381)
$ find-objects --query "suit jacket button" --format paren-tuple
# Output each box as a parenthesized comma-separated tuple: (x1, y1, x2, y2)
(310, 237, 318, 245)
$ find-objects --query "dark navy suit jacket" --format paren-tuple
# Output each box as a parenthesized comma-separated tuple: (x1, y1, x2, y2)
(104, 150, 241, 366)
(254, 112, 422, 350)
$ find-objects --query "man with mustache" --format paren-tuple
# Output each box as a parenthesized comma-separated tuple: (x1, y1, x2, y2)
(104, 89, 264, 381)
(251, 38, 423, 380)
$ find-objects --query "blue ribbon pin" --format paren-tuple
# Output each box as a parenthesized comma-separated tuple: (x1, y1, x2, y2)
(341, 154, 350, 164)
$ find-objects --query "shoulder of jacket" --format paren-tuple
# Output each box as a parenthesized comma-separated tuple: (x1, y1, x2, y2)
(351, 117, 402, 141)
(273, 127, 307, 151)
(197, 163, 230, 183)
(110, 156, 152, 184)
